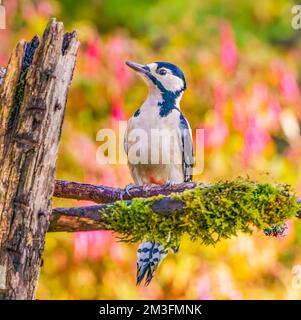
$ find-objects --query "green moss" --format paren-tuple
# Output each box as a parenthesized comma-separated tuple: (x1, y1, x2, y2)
(101, 179, 298, 248)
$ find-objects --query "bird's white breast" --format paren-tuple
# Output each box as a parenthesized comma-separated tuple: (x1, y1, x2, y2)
(126, 103, 184, 185)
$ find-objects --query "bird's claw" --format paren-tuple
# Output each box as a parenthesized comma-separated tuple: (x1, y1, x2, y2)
(124, 183, 136, 197)
(165, 180, 177, 187)
(120, 183, 136, 200)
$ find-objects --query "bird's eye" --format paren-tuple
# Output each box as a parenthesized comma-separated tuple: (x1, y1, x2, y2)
(158, 69, 167, 75)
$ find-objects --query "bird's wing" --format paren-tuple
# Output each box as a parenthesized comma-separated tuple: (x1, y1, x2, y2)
(179, 113, 194, 182)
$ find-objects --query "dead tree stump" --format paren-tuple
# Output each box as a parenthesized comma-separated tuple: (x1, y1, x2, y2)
(0, 19, 79, 300)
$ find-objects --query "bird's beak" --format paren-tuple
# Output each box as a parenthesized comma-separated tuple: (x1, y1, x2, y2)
(125, 61, 149, 74)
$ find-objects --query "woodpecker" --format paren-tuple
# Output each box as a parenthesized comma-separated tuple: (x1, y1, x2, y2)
(124, 61, 193, 285)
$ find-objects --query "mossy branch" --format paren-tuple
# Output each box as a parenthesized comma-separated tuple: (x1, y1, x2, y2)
(50, 179, 300, 248)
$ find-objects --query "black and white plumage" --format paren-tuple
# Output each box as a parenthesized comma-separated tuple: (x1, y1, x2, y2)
(179, 113, 194, 182)
(136, 242, 168, 285)
(124, 61, 193, 285)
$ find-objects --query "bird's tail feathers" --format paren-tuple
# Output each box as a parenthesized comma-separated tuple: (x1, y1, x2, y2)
(136, 241, 168, 286)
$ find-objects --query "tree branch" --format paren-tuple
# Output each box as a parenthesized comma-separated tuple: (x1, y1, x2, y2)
(50, 180, 205, 232)
(49, 197, 184, 232)
(54, 179, 202, 203)
(51, 180, 201, 232)
(49, 180, 301, 233)
(50, 204, 109, 232)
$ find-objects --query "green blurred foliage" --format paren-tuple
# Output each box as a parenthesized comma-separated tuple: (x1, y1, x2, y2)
(1, 0, 301, 299)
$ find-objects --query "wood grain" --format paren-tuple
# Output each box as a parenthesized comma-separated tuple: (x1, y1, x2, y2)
(0, 18, 79, 300)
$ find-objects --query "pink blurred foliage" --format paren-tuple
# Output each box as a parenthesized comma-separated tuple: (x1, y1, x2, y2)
(250, 83, 269, 109)
(74, 230, 113, 262)
(241, 117, 270, 166)
(267, 96, 282, 132)
(22, 2, 37, 18)
(232, 89, 247, 131)
(36, 1, 55, 16)
(87, 38, 102, 61)
(213, 84, 226, 117)
(69, 134, 111, 182)
(107, 36, 132, 93)
(106, 36, 132, 126)
(220, 22, 238, 73)
(216, 267, 242, 299)
(204, 117, 229, 149)
(197, 274, 213, 300)
(0, 49, 8, 66)
(74, 226, 125, 263)
(5, 0, 18, 17)
(280, 69, 300, 102)
(22, 0, 55, 20)
(111, 95, 126, 124)
(69, 131, 131, 186)
(83, 36, 103, 76)
(233, 84, 274, 166)
(197, 265, 242, 300)
(0, 0, 16, 64)
(203, 85, 229, 148)
(271, 62, 300, 102)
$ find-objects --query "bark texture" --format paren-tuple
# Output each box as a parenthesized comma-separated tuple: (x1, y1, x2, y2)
(54, 179, 201, 203)
(50, 205, 109, 232)
(49, 197, 183, 232)
(0, 19, 79, 300)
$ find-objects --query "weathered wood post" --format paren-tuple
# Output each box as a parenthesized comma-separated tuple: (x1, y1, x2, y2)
(0, 19, 79, 299)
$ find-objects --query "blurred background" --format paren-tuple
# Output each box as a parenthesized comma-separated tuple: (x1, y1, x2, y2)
(1, 0, 301, 299)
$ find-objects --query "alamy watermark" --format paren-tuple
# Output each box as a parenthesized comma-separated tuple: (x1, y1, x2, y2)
(96, 122, 204, 176)
(0, 1, 5, 30)
(292, 5, 301, 30)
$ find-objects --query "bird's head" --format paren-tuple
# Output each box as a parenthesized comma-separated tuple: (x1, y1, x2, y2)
(125, 61, 186, 95)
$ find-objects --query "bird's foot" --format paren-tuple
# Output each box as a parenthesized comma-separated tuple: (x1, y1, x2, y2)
(165, 180, 177, 188)
(121, 183, 137, 199)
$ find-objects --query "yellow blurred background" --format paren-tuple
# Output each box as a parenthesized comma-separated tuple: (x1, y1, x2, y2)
(1, 0, 301, 299)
